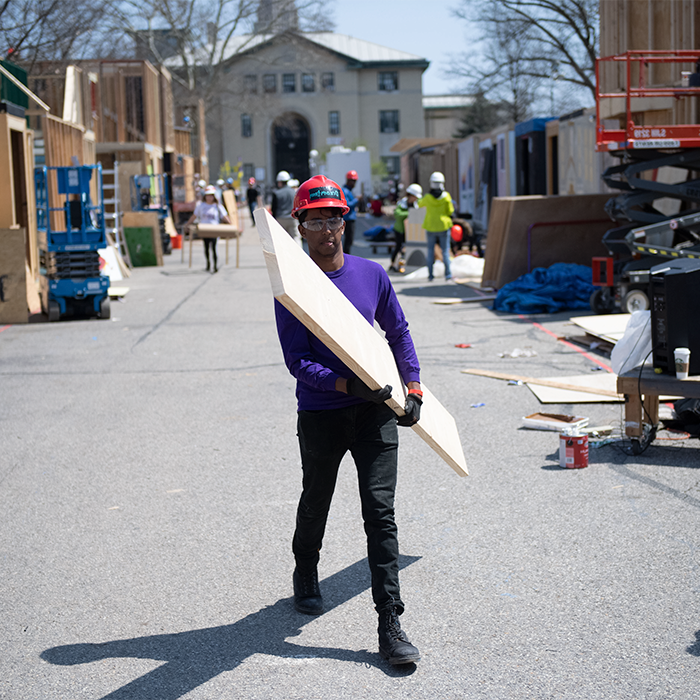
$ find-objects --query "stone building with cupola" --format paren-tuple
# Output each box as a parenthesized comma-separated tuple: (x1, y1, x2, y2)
(205, 17, 429, 187)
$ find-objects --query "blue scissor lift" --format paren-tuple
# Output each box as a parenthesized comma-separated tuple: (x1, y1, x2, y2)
(35, 165, 111, 322)
(130, 172, 173, 254)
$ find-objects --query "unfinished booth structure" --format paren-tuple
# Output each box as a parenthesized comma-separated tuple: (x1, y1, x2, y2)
(556, 107, 616, 196)
(515, 118, 555, 196)
(545, 120, 559, 195)
(0, 60, 41, 323)
(597, 0, 700, 221)
(456, 135, 481, 218)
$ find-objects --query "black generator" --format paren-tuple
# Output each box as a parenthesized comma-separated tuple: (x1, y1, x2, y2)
(650, 258, 700, 375)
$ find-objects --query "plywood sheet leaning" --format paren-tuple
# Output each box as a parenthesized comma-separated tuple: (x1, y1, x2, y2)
(122, 210, 163, 265)
(255, 208, 467, 477)
(405, 207, 426, 243)
(481, 197, 516, 288)
(484, 195, 612, 289)
(221, 190, 240, 232)
(0, 228, 29, 323)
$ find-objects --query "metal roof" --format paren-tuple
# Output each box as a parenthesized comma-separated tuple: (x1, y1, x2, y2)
(422, 95, 474, 109)
(214, 31, 428, 66)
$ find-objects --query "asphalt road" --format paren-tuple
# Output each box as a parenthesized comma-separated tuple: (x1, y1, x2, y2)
(2, 211, 699, 699)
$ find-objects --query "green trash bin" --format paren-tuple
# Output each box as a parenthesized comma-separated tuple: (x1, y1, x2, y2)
(124, 227, 159, 267)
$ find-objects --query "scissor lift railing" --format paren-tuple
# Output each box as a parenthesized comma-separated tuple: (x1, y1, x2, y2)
(35, 165, 111, 321)
(596, 50, 700, 152)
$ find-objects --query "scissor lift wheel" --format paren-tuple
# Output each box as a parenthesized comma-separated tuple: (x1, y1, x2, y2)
(99, 297, 111, 319)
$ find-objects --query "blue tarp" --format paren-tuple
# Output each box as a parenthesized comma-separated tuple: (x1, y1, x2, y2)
(493, 263, 594, 314)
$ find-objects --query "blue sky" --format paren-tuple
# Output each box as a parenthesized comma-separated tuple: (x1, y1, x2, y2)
(332, 0, 476, 96)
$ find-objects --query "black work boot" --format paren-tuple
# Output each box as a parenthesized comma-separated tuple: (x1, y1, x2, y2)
(378, 606, 420, 665)
(293, 568, 324, 615)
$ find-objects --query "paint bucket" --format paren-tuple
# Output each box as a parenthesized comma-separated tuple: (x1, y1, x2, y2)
(559, 430, 589, 469)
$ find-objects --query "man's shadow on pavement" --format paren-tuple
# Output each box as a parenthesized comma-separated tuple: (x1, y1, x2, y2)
(41, 556, 420, 699)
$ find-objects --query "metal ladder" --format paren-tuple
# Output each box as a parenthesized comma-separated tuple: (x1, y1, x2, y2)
(101, 160, 133, 269)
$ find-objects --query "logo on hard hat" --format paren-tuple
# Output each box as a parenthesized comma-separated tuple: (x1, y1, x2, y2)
(309, 186, 342, 202)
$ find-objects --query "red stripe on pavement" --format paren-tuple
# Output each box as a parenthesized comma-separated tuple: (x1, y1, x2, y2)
(520, 316, 614, 373)
(0, 325, 11, 333)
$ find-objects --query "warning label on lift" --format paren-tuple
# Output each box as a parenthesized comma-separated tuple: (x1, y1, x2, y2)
(632, 139, 681, 149)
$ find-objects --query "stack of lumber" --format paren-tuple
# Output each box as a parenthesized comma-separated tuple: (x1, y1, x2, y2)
(481, 194, 612, 289)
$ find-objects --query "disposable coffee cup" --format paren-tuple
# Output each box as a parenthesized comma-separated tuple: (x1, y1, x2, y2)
(674, 347, 690, 380)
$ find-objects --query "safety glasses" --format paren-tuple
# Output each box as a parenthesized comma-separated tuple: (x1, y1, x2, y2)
(300, 217, 344, 232)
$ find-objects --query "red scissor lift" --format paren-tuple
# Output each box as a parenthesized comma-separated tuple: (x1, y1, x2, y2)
(592, 50, 700, 313)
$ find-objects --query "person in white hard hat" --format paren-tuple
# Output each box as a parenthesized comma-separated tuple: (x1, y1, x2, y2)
(271, 170, 300, 245)
(184, 184, 230, 273)
(389, 183, 422, 273)
(418, 172, 455, 281)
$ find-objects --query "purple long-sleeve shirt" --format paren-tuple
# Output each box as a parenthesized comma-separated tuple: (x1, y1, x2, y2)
(275, 254, 421, 411)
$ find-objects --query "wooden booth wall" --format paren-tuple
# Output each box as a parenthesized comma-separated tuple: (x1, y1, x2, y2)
(599, 0, 700, 125)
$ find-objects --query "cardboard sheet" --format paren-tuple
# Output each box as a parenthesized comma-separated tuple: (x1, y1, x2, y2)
(255, 208, 467, 477)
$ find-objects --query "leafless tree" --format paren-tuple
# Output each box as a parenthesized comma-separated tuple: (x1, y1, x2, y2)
(0, 0, 113, 66)
(112, 0, 335, 106)
(451, 0, 598, 110)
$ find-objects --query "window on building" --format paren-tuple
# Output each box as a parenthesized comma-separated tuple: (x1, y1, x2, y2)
(378, 71, 398, 91)
(302, 73, 315, 92)
(321, 72, 335, 92)
(243, 163, 255, 181)
(262, 74, 277, 93)
(379, 110, 400, 133)
(282, 73, 296, 93)
(244, 74, 257, 94)
(241, 114, 252, 138)
(329, 111, 340, 135)
(381, 156, 400, 175)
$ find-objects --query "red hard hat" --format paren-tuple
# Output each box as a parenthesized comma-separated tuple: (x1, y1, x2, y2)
(248, 177, 256, 186)
(292, 175, 350, 218)
(346, 170, 358, 181)
(450, 224, 463, 242)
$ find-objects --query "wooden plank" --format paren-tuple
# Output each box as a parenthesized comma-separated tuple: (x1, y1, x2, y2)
(221, 189, 240, 231)
(255, 208, 468, 477)
(196, 223, 239, 239)
(462, 368, 622, 398)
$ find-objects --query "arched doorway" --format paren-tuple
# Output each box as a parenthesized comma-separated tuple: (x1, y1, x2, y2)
(272, 113, 310, 182)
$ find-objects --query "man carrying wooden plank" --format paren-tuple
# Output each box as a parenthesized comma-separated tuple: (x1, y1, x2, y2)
(274, 175, 423, 665)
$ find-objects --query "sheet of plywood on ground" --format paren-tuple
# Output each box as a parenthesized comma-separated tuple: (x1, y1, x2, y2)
(462, 369, 622, 399)
(569, 314, 631, 345)
(255, 208, 468, 477)
(525, 373, 623, 404)
(492, 194, 612, 289)
(122, 210, 162, 265)
(0, 228, 29, 323)
(481, 196, 515, 288)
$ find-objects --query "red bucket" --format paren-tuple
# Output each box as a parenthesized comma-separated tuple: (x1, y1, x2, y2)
(171, 234, 183, 249)
(559, 431, 589, 469)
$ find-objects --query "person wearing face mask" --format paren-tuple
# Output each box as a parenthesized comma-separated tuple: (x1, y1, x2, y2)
(273, 175, 423, 667)
(418, 172, 455, 282)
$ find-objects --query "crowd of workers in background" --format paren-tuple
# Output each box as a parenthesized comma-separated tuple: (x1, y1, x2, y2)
(182, 168, 481, 275)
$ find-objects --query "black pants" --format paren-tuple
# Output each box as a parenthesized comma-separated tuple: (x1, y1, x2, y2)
(343, 219, 355, 254)
(248, 202, 256, 226)
(203, 238, 218, 270)
(390, 229, 405, 266)
(293, 402, 404, 613)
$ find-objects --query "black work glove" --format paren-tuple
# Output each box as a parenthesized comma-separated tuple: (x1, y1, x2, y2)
(346, 376, 392, 404)
(397, 393, 422, 427)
